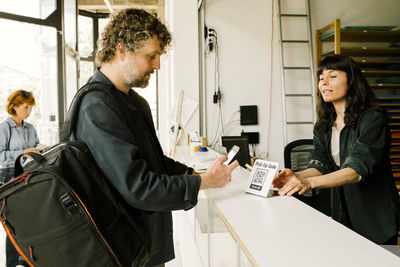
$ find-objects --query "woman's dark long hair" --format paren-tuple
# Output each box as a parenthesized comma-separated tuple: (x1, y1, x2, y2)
(315, 55, 377, 131)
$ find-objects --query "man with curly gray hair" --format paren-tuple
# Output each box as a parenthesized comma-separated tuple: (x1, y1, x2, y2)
(73, 8, 238, 267)
(95, 8, 171, 89)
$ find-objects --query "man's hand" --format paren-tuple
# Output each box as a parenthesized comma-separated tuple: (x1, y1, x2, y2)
(199, 156, 239, 190)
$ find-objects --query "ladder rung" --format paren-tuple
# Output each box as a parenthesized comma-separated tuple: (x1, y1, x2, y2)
(282, 40, 309, 43)
(285, 94, 313, 97)
(280, 14, 307, 17)
(283, 67, 311, 70)
(278, 1, 315, 144)
(287, 121, 314, 125)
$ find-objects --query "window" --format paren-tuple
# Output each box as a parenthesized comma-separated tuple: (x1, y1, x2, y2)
(0, 0, 80, 145)
(0, 18, 58, 145)
(0, 0, 56, 20)
(135, 75, 158, 129)
(0, 1, 159, 146)
(78, 13, 96, 87)
(65, 53, 78, 108)
(64, 0, 78, 109)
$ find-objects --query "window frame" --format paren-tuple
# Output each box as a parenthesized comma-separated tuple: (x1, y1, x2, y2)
(0, 0, 75, 138)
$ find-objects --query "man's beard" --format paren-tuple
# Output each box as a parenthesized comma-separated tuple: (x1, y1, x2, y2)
(128, 77, 149, 88)
(126, 71, 150, 88)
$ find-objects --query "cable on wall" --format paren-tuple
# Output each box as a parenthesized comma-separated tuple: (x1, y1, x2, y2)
(206, 27, 227, 149)
(265, 0, 275, 160)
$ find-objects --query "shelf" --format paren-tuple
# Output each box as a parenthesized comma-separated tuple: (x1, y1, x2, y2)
(356, 60, 400, 68)
(376, 96, 400, 100)
(322, 47, 400, 57)
(362, 70, 400, 77)
(321, 30, 400, 42)
(379, 104, 400, 108)
(395, 181, 400, 191)
(370, 84, 400, 89)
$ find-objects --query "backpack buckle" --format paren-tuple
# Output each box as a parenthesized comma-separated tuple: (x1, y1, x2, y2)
(60, 193, 79, 215)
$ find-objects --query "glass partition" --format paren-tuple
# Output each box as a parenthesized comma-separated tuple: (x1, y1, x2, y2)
(134, 75, 158, 128)
(78, 15, 93, 58)
(64, 0, 77, 49)
(65, 53, 78, 109)
(98, 17, 109, 35)
(0, 0, 56, 20)
(78, 14, 94, 87)
(64, 0, 78, 111)
(79, 61, 94, 88)
(0, 18, 58, 145)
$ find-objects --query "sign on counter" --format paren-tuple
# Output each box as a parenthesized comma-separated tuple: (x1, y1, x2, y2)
(245, 159, 279, 197)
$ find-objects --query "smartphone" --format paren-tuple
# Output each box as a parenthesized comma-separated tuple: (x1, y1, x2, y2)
(223, 145, 240, 165)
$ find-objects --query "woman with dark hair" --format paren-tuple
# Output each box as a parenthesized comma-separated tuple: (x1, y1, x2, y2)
(0, 89, 40, 267)
(272, 55, 400, 245)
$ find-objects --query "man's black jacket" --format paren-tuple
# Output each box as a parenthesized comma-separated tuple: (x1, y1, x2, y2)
(75, 70, 201, 266)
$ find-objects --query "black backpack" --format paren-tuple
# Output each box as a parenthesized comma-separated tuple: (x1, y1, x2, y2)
(0, 83, 151, 267)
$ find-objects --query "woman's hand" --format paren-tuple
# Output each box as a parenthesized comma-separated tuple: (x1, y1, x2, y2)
(272, 168, 312, 196)
(272, 168, 296, 188)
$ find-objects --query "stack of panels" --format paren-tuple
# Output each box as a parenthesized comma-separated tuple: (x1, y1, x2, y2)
(376, 96, 400, 182)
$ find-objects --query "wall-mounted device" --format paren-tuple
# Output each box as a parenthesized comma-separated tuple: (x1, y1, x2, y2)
(240, 105, 258, 125)
(205, 26, 216, 52)
(241, 132, 259, 144)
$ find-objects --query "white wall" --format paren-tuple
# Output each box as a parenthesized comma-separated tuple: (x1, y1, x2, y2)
(159, 0, 200, 153)
(162, 0, 285, 165)
(203, 0, 285, 163)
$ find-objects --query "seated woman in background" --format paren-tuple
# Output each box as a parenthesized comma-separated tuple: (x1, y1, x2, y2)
(272, 54, 400, 245)
(0, 89, 41, 267)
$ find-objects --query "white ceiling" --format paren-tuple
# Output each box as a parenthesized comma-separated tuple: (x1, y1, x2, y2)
(78, 0, 162, 13)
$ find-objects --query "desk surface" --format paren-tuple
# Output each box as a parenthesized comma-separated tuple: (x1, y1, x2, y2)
(176, 146, 400, 267)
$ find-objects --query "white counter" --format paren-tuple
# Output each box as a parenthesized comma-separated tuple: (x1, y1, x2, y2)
(175, 146, 400, 267)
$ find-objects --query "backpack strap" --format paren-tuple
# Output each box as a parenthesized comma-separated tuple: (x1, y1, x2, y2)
(14, 152, 45, 176)
(5, 121, 11, 151)
(59, 83, 153, 256)
(60, 82, 132, 142)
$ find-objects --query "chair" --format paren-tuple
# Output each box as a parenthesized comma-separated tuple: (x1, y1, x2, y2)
(284, 139, 331, 216)
(284, 139, 314, 172)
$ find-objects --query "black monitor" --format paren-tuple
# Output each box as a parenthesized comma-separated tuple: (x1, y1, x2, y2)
(221, 136, 251, 168)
